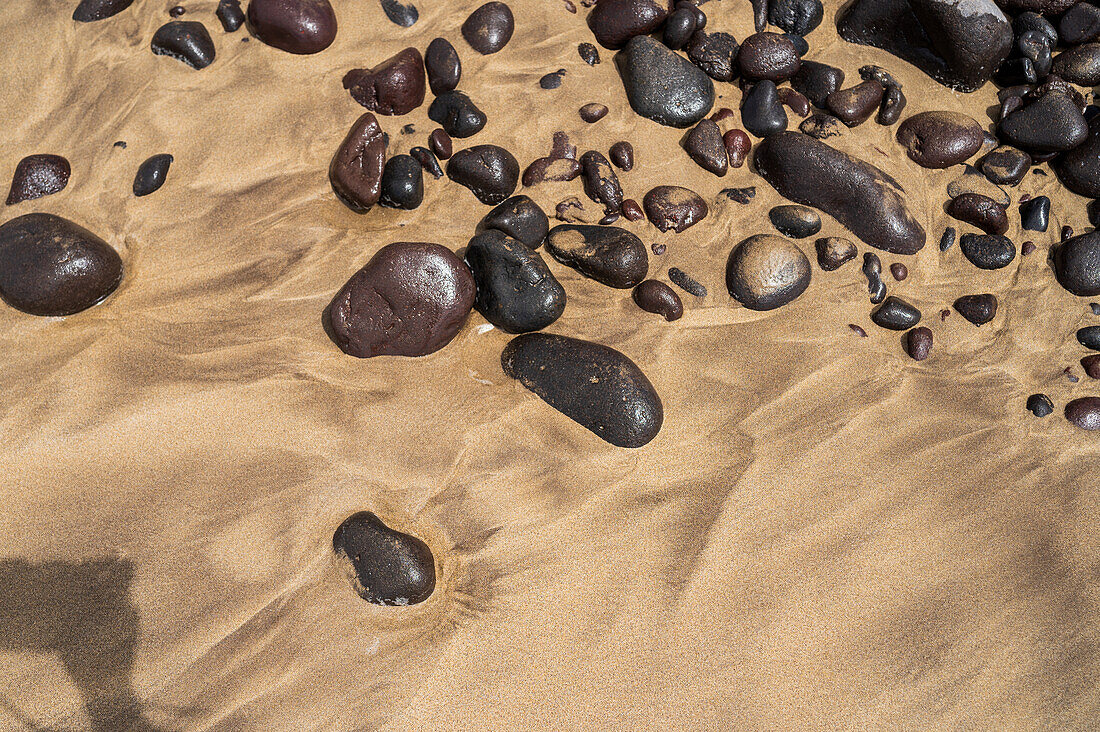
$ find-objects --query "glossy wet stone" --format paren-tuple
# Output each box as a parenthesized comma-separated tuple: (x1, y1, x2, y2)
(343, 48, 425, 116)
(217, 0, 246, 31)
(1019, 196, 1049, 232)
(799, 113, 841, 139)
(501, 332, 663, 447)
(1083, 354, 1100, 379)
(769, 0, 822, 36)
(890, 263, 907, 281)
(247, 0, 337, 55)
(429, 129, 452, 160)
(588, 0, 670, 49)
(463, 230, 564, 333)
(663, 7, 697, 50)
(462, 1, 513, 54)
(725, 234, 811, 311)
(409, 147, 442, 179)
(769, 204, 820, 238)
(778, 87, 810, 118)
(481, 195, 548, 249)
(1078, 326, 1100, 351)
(325, 242, 474, 358)
(446, 145, 518, 205)
(815, 236, 856, 271)
(684, 119, 727, 176)
(0, 213, 123, 316)
(642, 185, 708, 233)
(683, 30, 738, 82)
(6, 155, 70, 205)
(579, 151, 623, 213)
(895, 111, 983, 169)
(332, 512, 435, 605)
(723, 129, 750, 168)
(720, 186, 756, 204)
(737, 32, 800, 82)
(947, 193, 1007, 236)
(579, 42, 600, 65)
(617, 35, 714, 128)
(632, 279, 683, 321)
(959, 233, 1016, 270)
(836, 0, 1012, 93)
(939, 227, 956, 252)
(980, 146, 1030, 186)
(73, 0, 134, 22)
(953, 294, 997, 325)
(428, 91, 487, 139)
(905, 326, 932, 360)
(870, 295, 921, 330)
(1055, 116, 1100, 198)
(579, 103, 608, 123)
(1065, 397, 1100, 430)
(522, 157, 582, 186)
(877, 85, 906, 125)
(754, 132, 926, 255)
(791, 60, 844, 109)
(1026, 393, 1054, 418)
(1054, 231, 1100, 296)
(133, 153, 174, 197)
(1052, 43, 1100, 86)
(379, 154, 424, 210)
(151, 21, 215, 69)
(741, 80, 787, 138)
(609, 141, 634, 170)
(330, 113, 386, 213)
(425, 38, 461, 95)
(1000, 92, 1088, 153)
(825, 81, 882, 127)
(862, 252, 886, 303)
(545, 224, 648, 288)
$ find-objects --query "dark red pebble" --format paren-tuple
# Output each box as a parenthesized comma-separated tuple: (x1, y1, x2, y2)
(169, 5, 185, 16)
(849, 323, 867, 337)
(564, 0, 576, 12)
(711, 107, 736, 123)
(890, 263, 907, 281)
(632, 279, 684, 321)
(609, 141, 634, 171)
(599, 212, 620, 225)
(1063, 226, 1074, 241)
(940, 309, 950, 321)
(409, 147, 443, 178)
(622, 199, 643, 221)
(1081, 354, 1100, 379)
(550, 132, 577, 160)
(429, 129, 452, 159)
(723, 129, 750, 168)
(580, 103, 609, 122)
(777, 87, 810, 117)
(904, 326, 932, 360)
(946, 193, 1009, 236)
(6, 154, 71, 206)
(1022, 241, 1036, 256)
(1065, 367, 1080, 383)
(1066, 397, 1100, 429)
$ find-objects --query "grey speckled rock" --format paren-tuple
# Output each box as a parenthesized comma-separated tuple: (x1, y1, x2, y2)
(616, 35, 714, 128)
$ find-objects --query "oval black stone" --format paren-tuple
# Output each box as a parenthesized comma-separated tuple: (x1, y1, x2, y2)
(741, 80, 787, 137)
(546, 224, 648, 288)
(663, 8, 697, 50)
(768, 0, 823, 36)
(501, 333, 663, 448)
(427, 91, 486, 139)
(381, 0, 418, 26)
(151, 21, 215, 69)
(1026, 393, 1054, 418)
(791, 60, 844, 109)
(332, 512, 435, 606)
(217, 0, 245, 31)
(133, 154, 174, 197)
(870, 295, 921, 330)
(939, 227, 957, 252)
(480, 195, 549, 249)
(379, 154, 424, 210)
(1054, 231, 1100, 296)
(446, 145, 519, 205)
(616, 35, 715, 128)
(73, 0, 134, 22)
(464, 230, 565, 333)
(461, 1, 514, 54)
(953, 293, 997, 325)
(1059, 1, 1100, 45)
(1019, 195, 1049, 232)
(769, 204, 821, 238)
(1000, 92, 1088, 153)
(425, 38, 461, 95)
(1078, 325, 1100, 351)
(959, 233, 1016, 270)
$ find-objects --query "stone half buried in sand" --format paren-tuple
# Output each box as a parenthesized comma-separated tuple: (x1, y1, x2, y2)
(725, 234, 811, 311)
(753, 132, 926, 255)
(837, 0, 1012, 93)
(324, 242, 475, 358)
(332, 512, 436, 605)
(501, 332, 663, 448)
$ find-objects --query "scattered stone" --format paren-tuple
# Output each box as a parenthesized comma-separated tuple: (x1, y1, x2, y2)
(725, 234, 811, 311)
(1026, 393, 1054, 418)
(769, 0, 823, 36)
(332, 512, 435, 605)
(617, 36, 714, 128)
(849, 323, 868, 337)
(545, 224, 648, 287)
(741, 80, 787, 137)
(668, 267, 706, 296)
(1052, 43, 1100, 86)
(947, 193, 1008, 235)
(609, 141, 634, 171)
(862, 252, 886, 303)
(343, 48, 426, 116)
(895, 111, 983, 168)
(980, 146, 1030, 186)
(960, 233, 1016, 270)
(720, 186, 756, 203)
(940, 227, 956, 251)
(1082, 354, 1100, 379)
(791, 60, 844, 108)
(684, 119, 727, 175)
(425, 38, 461, 95)
(1078, 325, 1100, 351)
(330, 113, 386, 213)
(151, 21, 215, 69)
(378, 154, 424, 210)
(247, 0, 337, 54)
(815, 236, 856, 270)
(428, 91, 487, 138)
(891, 262, 907, 281)
(522, 157, 582, 186)
(1000, 92, 1088, 153)
(579, 103, 609, 123)
(663, 7, 697, 50)
(429, 129, 452, 160)
(621, 199, 643, 221)
(905, 326, 932, 360)
(409, 147, 443, 178)
(1054, 231, 1100, 296)
(216, 0, 245, 31)
(877, 85, 906, 125)
(1065, 397, 1100, 430)
(540, 71, 565, 89)
(580, 151, 623, 213)
(447, 145, 519, 205)
(1059, 2, 1100, 45)
(481, 195, 548, 248)
(799, 113, 841, 139)
(723, 129, 750, 167)
(1020, 196, 1050, 232)
(462, 1, 514, 54)
(579, 42, 600, 65)
(737, 33, 800, 82)
(632, 279, 683, 320)
(826, 81, 883, 127)
(133, 153, 174, 197)
(685, 30, 740, 81)
(380, 0, 418, 27)
(1064, 225, 1076, 241)
(588, 0, 670, 49)
(1055, 116, 1100, 197)
(778, 87, 810, 117)
(953, 293, 997, 325)
(6, 155, 70, 205)
(769, 204, 820, 238)
(642, 186, 708, 233)
(871, 295, 921, 330)
(464, 230, 565, 333)
(73, 0, 133, 22)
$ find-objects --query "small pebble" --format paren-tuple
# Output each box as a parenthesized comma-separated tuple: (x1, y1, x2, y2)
(1020, 196, 1050, 232)
(343, 48, 427, 116)
(169, 5, 185, 17)
(980, 146, 1030, 186)
(428, 91, 486, 138)
(849, 323, 867, 337)
(580, 103, 609, 123)
(247, 0, 337, 55)
(462, 1, 514, 55)
(1022, 241, 1036, 256)
(870, 296, 921, 330)
(622, 199, 643, 221)
(1065, 397, 1100, 429)
(684, 119, 728, 175)
(216, 0, 245, 31)
(6, 154, 70, 205)
(723, 129, 750, 168)
(720, 187, 756, 204)
(446, 145, 519, 205)
(826, 80, 883, 127)
(380, 0, 419, 27)
(953, 293, 998, 325)
(960, 233, 1016, 270)
(579, 42, 600, 65)
(652, 242, 666, 255)
(1062, 225, 1075, 241)
(332, 512, 435, 605)
(133, 153, 173, 197)
(1065, 367, 1080, 383)
(768, 204, 821, 238)
(905, 326, 933, 360)
(609, 141, 634, 171)
(113, 141, 127, 148)
(1081, 354, 1100, 379)
(540, 71, 565, 89)
(741, 80, 787, 138)
(150, 20, 216, 69)
(815, 237, 856, 271)
(726, 234, 811, 311)
(429, 129, 453, 160)
(643, 185, 708, 233)
(799, 113, 842, 139)
(580, 150, 623, 213)
(890, 263, 907, 281)
(947, 193, 1008, 235)
(425, 38, 461, 95)
(1077, 325, 1100, 351)
(409, 147, 443, 179)
(481, 194, 549, 248)
(1092, 303, 1100, 315)
(862, 252, 886, 304)
(1027, 393, 1054, 418)
(896, 111, 984, 168)
(939, 227, 957, 252)
(632, 279, 684, 320)
(737, 32, 801, 82)
(669, 267, 706, 296)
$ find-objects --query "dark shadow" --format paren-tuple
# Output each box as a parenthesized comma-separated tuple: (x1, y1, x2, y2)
(0, 557, 163, 731)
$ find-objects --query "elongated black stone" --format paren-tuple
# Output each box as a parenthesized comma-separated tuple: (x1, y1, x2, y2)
(133, 154, 174, 197)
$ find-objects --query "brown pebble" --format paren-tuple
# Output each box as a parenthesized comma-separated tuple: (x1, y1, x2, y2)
(815, 236, 857, 271)
(777, 87, 810, 117)
(643, 185, 708, 233)
(652, 242, 666, 255)
(940, 309, 950, 321)
(429, 129, 452, 160)
(1082, 354, 1100, 379)
(904, 326, 933, 360)
(330, 113, 386, 213)
(849, 323, 867, 337)
(342, 48, 426, 116)
(826, 81, 884, 127)
(6, 154, 71, 205)
(896, 111, 984, 168)
(946, 193, 1009, 235)
(723, 129, 750, 168)
(1066, 397, 1100, 429)
(890, 262, 908, 281)
(684, 119, 728, 176)
(799, 113, 842, 140)
(609, 141, 634, 171)
(622, 198, 643, 221)
(711, 107, 736, 123)
(580, 150, 623, 213)
(580, 103, 609, 122)
(555, 196, 589, 222)
(522, 157, 582, 186)
(550, 131, 577, 160)
(737, 32, 801, 82)
(1022, 241, 1036, 256)
(1062, 225, 1074, 241)
(632, 279, 684, 320)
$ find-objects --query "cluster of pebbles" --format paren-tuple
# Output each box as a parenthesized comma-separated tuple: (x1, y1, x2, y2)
(5, 0, 1100, 602)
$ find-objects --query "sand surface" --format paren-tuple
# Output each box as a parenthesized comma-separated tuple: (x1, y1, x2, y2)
(1, 0, 1099, 729)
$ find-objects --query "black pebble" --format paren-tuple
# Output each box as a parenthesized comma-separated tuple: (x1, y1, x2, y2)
(1078, 325, 1100, 351)
(428, 91, 486, 139)
(409, 147, 443, 179)
(1060, 2, 1100, 45)
(169, 5, 185, 17)
(871, 295, 921, 330)
(73, 0, 133, 22)
(1026, 393, 1054, 417)
(1020, 195, 1050, 232)
(379, 154, 424, 210)
(332, 512, 435, 606)
(862, 252, 886, 304)
(133, 153, 173, 197)
(380, 0, 419, 27)
(953, 293, 998, 325)
(791, 60, 844, 108)
(960, 233, 1016, 270)
(940, 227, 956, 252)
(769, 204, 821, 238)
(1091, 302, 1100, 315)
(150, 21, 215, 70)
(720, 186, 756, 203)
(425, 38, 462, 95)
(668, 266, 707, 296)
(980, 146, 1030, 186)
(579, 42, 600, 65)
(877, 85, 906, 125)
(446, 145, 519, 205)
(540, 71, 565, 89)
(741, 80, 787, 138)
(663, 7, 697, 50)
(1015, 12, 1058, 48)
(113, 140, 127, 148)
(768, 0, 822, 36)
(216, 0, 245, 31)
(481, 194, 549, 248)
(464, 229, 565, 333)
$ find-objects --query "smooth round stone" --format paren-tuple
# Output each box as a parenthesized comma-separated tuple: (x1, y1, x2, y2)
(133, 153, 174, 197)
(663, 7, 697, 50)
(427, 91, 486, 139)
(1052, 43, 1100, 86)
(769, 204, 820, 238)
(905, 326, 933, 360)
(1020, 195, 1050, 232)
(778, 87, 810, 117)
(579, 42, 600, 65)
(1000, 92, 1088, 153)
(980, 146, 1030, 186)
(501, 332, 663, 447)
(632, 279, 683, 321)
(799, 113, 842, 139)
(1014, 11, 1059, 42)
(1065, 397, 1100, 430)
(1026, 393, 1054, 418)
(685, 30, 740, 82)
(379, 154, 424, 210)
(342, 48, 425, 116)
(325, 242, 475, 358)
(151, 21, 215, 69)
(815, 236, 856, 270)
(616, 36, 714, 128)
(784, 32, 808, 55)
(609, 141, 634, 170)
(791, 60, 844, 109)
(1060, 2, 1100, 44)
(6, 154, 70, 205)
(1082, 354, 1100, 379)
(737, 32, 800, 82)
(1077, 325, 1100, 351)
(429, 129, 452, 160)
(862, 252, 886, 303)
(642, 185, 708, 233)
(890, 262, 907, 281)
(724, 129, 750, 167)
(579, 151, 623, 212)
(1055, 116, 1100, 197)
(825, 81, 883, 127)
(246, 0, 337, 55)
(725, 234, 811, 311)
(464, 230, 564, 333)
(947, 167, 1009, 206)
(73, 0, 134, 22)
(545, 224, 648, 288)
(446, 145, 518, 205)
(768, 0, 822, 35)
(870, 295, 921, 330)
(329, 113, 385, 213)
(540, 71, 565, 89)
(0, 213, 123, 316)
(380, 0, 418, 27)
(587, 0, 670, 49)
(895, 111, 983, 168)
(741, 80, 787, 137)
(960, 233, 1016, 270)
(332, 512, 435, 605)
(1054, 231, 1100, 296)
(425, 38, 461, 95)
(946, 193, 1007, 235)
(939, 227, 957, 252)
(684, 119, 727, 176)
(480, 195, 548, 248)
(461, 2, 513, 54)
(953, 293, 997, 325)
(579, 103, 609, 123)
(217, 0, 246, 31)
